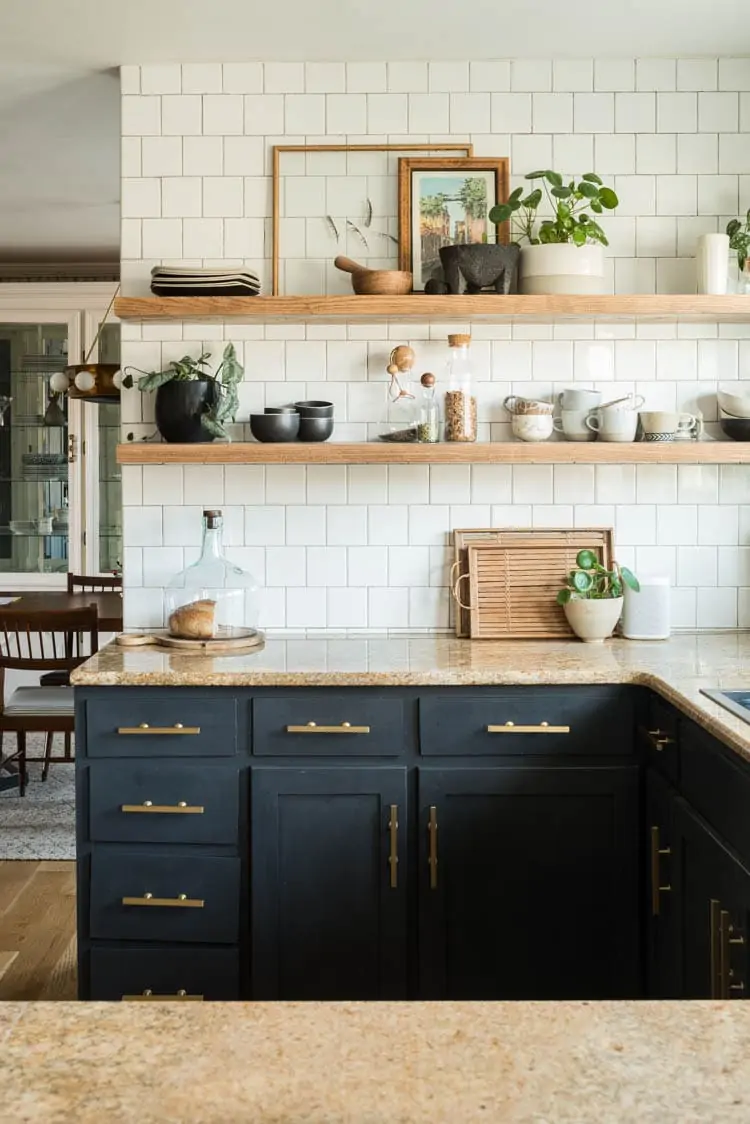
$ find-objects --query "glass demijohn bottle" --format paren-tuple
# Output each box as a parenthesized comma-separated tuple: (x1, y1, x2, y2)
(164, 509, 260, 638)
(417, 372, 440, 442)
(444, 334, 477, 443)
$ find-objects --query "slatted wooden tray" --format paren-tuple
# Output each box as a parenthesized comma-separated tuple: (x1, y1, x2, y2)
(451, 529, 615, 640)
(451, 527, 615, 638)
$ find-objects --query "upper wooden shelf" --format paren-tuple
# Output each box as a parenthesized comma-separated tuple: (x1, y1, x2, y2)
(117, 441, 750, 466)
(114, 294, 750, 324)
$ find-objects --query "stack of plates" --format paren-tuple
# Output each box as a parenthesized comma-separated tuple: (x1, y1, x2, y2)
(150, 266, 260, 297)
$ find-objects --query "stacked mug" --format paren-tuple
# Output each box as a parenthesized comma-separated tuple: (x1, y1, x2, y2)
(585, 395, 644, 442)
(503, 396, 554, 442)
(553, 388, 601, 442)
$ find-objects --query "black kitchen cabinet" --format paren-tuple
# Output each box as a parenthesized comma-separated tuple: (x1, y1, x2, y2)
(417, 764, 641, 999)
(250, 766, 408, 1000)
(676, 798, 750, 999)
(645, 768, 681, 997)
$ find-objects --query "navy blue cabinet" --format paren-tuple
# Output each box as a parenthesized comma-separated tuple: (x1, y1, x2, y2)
(418, 765, 640, 999)
(250, 767, 408, 999)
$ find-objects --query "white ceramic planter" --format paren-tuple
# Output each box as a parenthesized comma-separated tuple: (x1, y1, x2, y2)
(563, 596, 623, 643)
(520, 244, 605, 296)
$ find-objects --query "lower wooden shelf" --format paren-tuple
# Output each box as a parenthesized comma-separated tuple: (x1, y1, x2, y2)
(116, 441, 750, 465)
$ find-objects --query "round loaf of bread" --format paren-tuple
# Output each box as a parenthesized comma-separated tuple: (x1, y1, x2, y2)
(168, 598, 217, 639)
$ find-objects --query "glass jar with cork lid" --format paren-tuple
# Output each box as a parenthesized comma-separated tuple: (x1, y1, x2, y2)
(417, 372, 440, 442)
(444, 334, 477, 442)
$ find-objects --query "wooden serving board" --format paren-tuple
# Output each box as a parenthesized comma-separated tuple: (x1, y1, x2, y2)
(116, 630, 265, 654)
(451, 527, 614, 638)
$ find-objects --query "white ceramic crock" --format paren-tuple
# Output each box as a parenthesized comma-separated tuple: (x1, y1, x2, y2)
(520, 244, 605, 295)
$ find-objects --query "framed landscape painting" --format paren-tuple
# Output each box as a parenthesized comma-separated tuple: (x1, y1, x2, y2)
(398, 157, 510, 291)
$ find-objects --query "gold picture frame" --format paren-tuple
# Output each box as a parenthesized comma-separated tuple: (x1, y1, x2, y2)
(397, 157, 511, 292)
(271, 143, 474, 295)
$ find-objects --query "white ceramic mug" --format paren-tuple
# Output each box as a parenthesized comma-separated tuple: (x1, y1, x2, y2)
(512, 413, 554, 442)
(586, 409, 638, 442)
(639, 410, 697, 442)
(553, 408, 597, 442)
(557, 388, 601, 411)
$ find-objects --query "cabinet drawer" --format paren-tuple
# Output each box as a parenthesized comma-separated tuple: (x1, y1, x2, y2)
(639, 693, 680, 784)
(84, 693, 237, 757)
(88, 763, 240, 846)
(90, 854, 240, 943)
(419, 689, 633, 756)
(253, 693, 406, 756)
(89, 947, 240, 1001)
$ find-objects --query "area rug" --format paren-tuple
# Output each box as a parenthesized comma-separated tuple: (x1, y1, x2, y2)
(0, 738, 75, 859)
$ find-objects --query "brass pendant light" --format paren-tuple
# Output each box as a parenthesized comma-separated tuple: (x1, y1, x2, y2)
(62, 285, 122, 403)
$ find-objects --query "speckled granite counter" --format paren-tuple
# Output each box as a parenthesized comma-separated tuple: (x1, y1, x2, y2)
(73, 631, 750, 762)
(2, 999, 749, 1123)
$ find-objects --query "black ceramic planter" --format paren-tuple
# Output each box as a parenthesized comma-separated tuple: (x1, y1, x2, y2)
(155, 377, 217, 443)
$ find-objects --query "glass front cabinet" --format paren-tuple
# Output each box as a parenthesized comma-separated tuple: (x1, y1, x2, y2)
(0, 284, 122, 587)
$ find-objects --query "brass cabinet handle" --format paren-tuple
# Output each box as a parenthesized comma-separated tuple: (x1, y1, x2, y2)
(121, 802, 205, 815)
(487, 721, 570, 734)
(721, 909, 746, 998)
(428, 805, 438, 890)
(286, 721, 371, 734)
(122, 893, 205, 908)
(122, 990, 204, 1001)
(388, 804, 398, 889)
(650, 825, 672, 917)
(643, 727, 675, 753)
(710, 899, 722, 998)
(117, 723, 200, 735)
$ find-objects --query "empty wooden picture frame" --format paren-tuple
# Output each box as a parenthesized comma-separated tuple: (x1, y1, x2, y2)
(271, 143, 474, 296)
(397, 157, 511, 291)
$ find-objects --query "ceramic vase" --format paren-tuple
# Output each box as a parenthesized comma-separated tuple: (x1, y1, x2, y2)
(563, 597, 623, 643)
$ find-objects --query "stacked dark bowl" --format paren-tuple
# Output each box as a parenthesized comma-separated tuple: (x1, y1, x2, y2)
(249, 401, 334, 443)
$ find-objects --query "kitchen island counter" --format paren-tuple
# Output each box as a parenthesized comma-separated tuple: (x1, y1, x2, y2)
(2, 999, 749, 1123)
(72, 631, 750, 763)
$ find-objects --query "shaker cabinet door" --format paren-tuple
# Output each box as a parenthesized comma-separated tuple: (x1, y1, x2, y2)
(250, 766, 408, 1000)
(418, 765, 640, 1000)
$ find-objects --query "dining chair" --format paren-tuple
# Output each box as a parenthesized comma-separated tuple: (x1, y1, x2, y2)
(67, 573, 122, 594)
(0, 606, 99, 796)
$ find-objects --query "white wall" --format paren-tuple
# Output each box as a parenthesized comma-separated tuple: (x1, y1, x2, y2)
(120, 58, 750, 633)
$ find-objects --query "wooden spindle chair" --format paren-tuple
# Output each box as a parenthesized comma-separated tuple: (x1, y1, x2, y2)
(0, 607, 98, 796)
(67, 573, 122, 594)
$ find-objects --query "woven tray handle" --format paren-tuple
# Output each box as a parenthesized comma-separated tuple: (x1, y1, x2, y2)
(452, 570, 474, 611)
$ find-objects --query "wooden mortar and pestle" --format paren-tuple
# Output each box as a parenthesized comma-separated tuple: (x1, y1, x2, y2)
(334, 256, 413, 296)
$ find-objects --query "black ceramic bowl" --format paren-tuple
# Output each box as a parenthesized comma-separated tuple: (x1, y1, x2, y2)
(250, 412, 300, 442)
(298, 415, 334, 442)
(294, 400, 334, 417)
(264, 406, 299, 414)
(720, 417, 750, 441)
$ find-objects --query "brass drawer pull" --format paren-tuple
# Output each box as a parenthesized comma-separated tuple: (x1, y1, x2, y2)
(388, 804, 398, 890)
(721, 909, 746, 999)
(286, 721, 371, 734)
(117, 723, 200, 735)
(122, 893, 205, 908)
(650, 826, 672, 917)
(710, 899, 721, 998)
(122, 990, 204, 1001)
(428, 805, 438, 890)
(487, 722, 570, 734)
(644, 727, 675, 753)
(121, 802, 205, 815)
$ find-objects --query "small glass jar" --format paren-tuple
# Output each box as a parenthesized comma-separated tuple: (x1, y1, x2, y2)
(444, 334, 477, 443)
(379, 345, 418, 442)
(165, 509, 260, 637)
(417, 372, 440, 442)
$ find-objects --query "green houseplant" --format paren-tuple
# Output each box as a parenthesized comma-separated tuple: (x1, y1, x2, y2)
(489, 170, 619, 296)
(123, 344, 243, 443)
(556, 550, 639, 643)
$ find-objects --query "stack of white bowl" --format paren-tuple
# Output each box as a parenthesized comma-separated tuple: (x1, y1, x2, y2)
(717, 387, 750, 440)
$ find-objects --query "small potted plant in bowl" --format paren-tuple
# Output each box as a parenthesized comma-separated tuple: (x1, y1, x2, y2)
(122, 343, 243, 443)
(489, 170, 618, 295)
(556, 550, 639, 643)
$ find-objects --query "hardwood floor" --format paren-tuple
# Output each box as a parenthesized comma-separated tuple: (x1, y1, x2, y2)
(0, 860, 76, 1000)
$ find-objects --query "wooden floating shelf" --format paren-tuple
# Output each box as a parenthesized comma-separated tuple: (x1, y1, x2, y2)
(117, 442, 750, 466)
(114, 294, 750, 324)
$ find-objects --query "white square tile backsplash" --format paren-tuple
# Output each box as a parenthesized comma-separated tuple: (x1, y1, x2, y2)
(120, 56, 750, 632)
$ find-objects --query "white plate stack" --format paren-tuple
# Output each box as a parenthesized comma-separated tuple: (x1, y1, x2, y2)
(150, 266, 260, 297)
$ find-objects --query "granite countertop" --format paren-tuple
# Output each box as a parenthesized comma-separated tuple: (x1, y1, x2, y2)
(2, 999, 749, 1123)
(72, 631, 750, 762)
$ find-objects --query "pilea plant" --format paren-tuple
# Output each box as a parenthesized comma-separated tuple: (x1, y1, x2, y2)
(556, 550, 639, 605)
(122, 343, 243, 440)
(727, 210, 750, 270)
(489, 170, 619, 246)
